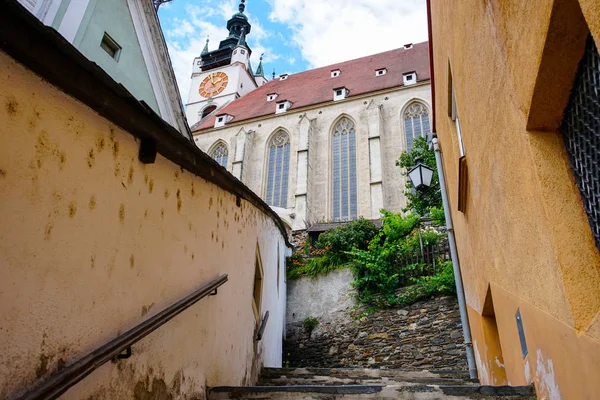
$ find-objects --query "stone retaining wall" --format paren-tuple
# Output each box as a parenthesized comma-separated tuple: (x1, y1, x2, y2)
(284, 270, 466, 370)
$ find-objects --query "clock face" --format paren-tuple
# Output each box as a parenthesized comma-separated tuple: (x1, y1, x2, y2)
(199, 72, 229, 98)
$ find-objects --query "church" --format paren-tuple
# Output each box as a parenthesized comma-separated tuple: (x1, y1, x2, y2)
(187, 1, 432, 231)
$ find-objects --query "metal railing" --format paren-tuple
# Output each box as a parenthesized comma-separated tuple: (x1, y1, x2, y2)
(255, 311, 270, 341)
(16, 274, 228, 400)
(395, 239, 450, 287)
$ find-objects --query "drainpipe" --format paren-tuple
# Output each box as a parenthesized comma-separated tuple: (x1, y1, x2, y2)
(431, 137, 478, 380)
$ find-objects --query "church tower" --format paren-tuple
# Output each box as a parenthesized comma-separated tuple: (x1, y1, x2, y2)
(185, 0, 268, 127)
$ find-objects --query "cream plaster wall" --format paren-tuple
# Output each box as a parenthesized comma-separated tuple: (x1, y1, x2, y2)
(193, 83, 432, 230)
(0, 50, 288, 399)
(431, 0, 600, 397)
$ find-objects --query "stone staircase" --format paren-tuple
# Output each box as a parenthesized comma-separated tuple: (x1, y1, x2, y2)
(208, 367, 537, 399)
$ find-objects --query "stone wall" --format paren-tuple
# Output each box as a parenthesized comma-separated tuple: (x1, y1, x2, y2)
(284, 270, 466, 370)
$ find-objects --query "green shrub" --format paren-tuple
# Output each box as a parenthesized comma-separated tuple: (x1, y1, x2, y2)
(303, 218, 379, 277)
(303, 316, 319, 333)
(396, 261, 457, 304)
(349, 210, 453, 307)
(286, 252, 306, 280)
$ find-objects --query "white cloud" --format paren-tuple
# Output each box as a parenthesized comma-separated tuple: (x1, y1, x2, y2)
(267, 0, 428, 67)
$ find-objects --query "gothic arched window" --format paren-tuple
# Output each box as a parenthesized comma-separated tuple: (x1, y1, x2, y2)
(404, 102, 430, 152)
(209, 142, 228, 168)
(265, 131, 291, 208)
(332, 117, 358, 221)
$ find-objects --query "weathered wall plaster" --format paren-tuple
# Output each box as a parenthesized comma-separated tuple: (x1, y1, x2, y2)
(0, 50, 288, 399)
(431, 0, 600, 398)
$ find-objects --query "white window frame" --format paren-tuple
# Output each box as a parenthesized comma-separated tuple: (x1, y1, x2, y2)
(276, 101, 291, 114)
(334, 88, 348, 101)
(331, 69, 341, 78)
(376, 68, 387, 76)
(451, 85, 465, 157)
(403, 72, 417, 86)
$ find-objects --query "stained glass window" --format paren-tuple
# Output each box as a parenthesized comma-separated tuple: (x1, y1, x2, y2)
(332, 118, 358, 221)
(265, 131, 291, 208)
(209, 142, 228, 168)
(404, 102, 430, 152)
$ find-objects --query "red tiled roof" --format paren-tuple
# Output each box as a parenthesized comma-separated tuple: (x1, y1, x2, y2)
(192, 42, 430, 132)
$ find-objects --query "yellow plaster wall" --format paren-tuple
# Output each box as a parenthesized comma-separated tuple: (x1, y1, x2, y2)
(431, 0, 600, 397)
(0, 50, 287, 399)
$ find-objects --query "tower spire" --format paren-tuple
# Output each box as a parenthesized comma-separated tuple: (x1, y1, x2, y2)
(201, 36, 209, 55)
(255, 54, 265, 77)
(239, 0, 246, 13)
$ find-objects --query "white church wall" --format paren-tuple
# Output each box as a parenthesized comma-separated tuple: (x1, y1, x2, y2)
(193, 82, 432, 230)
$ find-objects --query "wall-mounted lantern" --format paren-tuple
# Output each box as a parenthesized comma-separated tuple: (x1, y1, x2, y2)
(408, 157, 434, 190)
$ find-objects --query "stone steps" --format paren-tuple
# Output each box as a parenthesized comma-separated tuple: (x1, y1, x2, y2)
(259, 367, 474, 386)
(208, 368, 537, 399)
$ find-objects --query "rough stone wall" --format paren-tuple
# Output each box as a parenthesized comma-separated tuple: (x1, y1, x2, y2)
(284, 271, 466, 370)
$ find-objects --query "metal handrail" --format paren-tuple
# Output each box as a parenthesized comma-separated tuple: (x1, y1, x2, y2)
(255, 311, 270, 341)
(16, 274, 228, 400)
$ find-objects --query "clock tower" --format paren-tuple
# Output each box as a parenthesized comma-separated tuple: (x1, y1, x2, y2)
(185, 0, 268, 127)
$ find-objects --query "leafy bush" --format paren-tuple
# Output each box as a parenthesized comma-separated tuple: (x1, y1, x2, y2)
(349, 210, 452, 307)
(290, 218, 378, 279)
(303, 316, 319, 333)
(396, 261, 456, 304)
(286, 251, 306, 280)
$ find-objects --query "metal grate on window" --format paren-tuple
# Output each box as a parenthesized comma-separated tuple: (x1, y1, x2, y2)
(561, 35, 600, 253)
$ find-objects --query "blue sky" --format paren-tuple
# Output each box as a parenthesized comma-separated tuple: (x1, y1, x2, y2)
(158, 0, 428, 101)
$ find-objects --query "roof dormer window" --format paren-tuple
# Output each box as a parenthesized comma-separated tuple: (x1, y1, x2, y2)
(214, 114, 232, 128)
(331, 69, 341, 78)
(404, 43, 413, 50)
(267, 93, 278, 102)
(376, 68, 387, 76)
(333, 87, 348, 101)
(276, 100, 292, 114)
(403, 72, 417, 86)
(279, 74, 289, 81)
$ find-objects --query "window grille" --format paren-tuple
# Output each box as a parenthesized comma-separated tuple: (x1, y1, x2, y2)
(265, 131, 290, 208)
(561, 35, 600, 252)
(332, 118, 358, 221)
(404, 102, 430, 152)
(209, 142, 228, 168)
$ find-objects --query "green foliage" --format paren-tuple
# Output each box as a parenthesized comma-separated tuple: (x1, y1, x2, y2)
(396, 136, 443, 219)
(349, 210, 453, 308)
(286, 252, 306, 280)
(287, 218, 379, 279)
(303, 316, 319, 332)
(396, 261, 457, 304)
